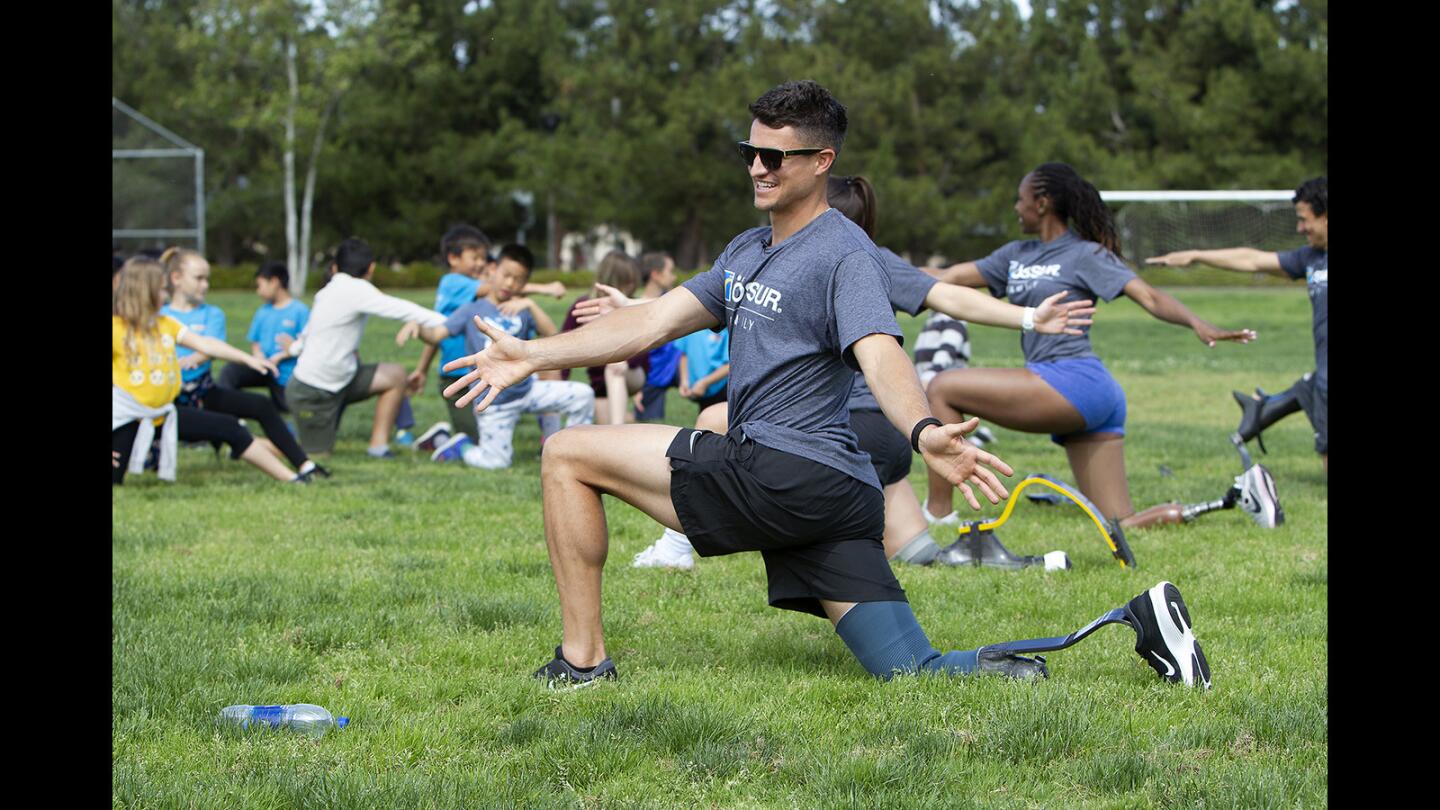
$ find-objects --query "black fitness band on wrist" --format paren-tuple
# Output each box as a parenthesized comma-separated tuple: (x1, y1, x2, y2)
(911, 417, 944, 453)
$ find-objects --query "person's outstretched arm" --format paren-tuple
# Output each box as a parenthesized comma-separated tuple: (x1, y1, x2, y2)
(178, 331, 278, 378)
(1146, 248, 1286, 276)
(443, 287, 719, 412)
(1121, 277, 1257, 347)
(924, 286, 1094, 334)
(850, 332, 1013, 510)
(930, 261, 988, 287)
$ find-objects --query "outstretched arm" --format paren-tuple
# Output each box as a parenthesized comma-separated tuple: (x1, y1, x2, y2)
(924, 285, 1094, 335)
(930, 261, 988, 288)
(179, 332, 278, 378)
(1121, 278, 1257, 347)
(850, 333, 1013, 510)
(442, 287, 720, 412)
(1146, 248, 1286, 277)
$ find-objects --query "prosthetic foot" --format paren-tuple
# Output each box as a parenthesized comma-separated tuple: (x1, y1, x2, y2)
(1233, 385, 1303, 454)
(1172, 463, 1283, 529)
(976, 581, 1211, 688)
(936, 522, 1070, 571)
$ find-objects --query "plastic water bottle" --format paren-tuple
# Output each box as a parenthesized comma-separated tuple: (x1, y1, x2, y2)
(218, 704, 349, 738)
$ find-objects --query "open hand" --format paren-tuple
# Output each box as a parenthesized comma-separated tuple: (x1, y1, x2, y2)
(1034, 291, 1096, 336)
(395, 321, 420, 347)
(243, 355, 280, 378)
(571, 283, 631, 324)
(1194, 322, 1256, 347)
(498, 296, 530, 317)
(918, 417, 1014, 510)
(441, 316, 536, 412)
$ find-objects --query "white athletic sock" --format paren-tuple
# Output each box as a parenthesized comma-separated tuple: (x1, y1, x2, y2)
(298, 460, 316, 475)
(367, 445, 391, 458)
(658, 528, 693, 556)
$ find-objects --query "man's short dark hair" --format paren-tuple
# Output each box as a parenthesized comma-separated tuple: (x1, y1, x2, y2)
(640, 251, 672, 282)
(441, 224, 492, 260)
(255, 260, 290, 289)
(1293, 177, 1327, 217)
(748, 80, 848, 152)
(334, 237, 375, 277)
(497, 243, 535, 277)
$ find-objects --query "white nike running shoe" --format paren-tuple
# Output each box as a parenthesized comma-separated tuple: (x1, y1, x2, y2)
(631, 540, 695, 570)
(1234, 463, 1284, 529)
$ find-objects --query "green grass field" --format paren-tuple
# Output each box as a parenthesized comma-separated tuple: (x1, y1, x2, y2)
(113, 286, 1326, 808)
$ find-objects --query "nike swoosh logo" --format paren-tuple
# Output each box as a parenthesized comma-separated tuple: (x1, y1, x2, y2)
(1149, 651, 1176, 677)
(690, 430, 701, 454)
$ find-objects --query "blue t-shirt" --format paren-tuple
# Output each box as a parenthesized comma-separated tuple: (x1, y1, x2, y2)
(676, 328, 730, 398)
(682, 208, 902, 489)
(435, 272, 482, 379)
(848, 246, 939, 411)
(975, 231, 1135, 364)
(1277, 245, 1327, 387)
(646, 342, 681, 387)
(246, 299, 309, 385)
(445, 298, 537, 406)
(161, 303, 226, 382)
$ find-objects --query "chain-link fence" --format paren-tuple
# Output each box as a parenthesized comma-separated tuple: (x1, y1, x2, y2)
(112, 98, 204, 256)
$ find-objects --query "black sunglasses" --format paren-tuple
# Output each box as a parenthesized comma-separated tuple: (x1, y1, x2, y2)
(736, 141, 825, 172)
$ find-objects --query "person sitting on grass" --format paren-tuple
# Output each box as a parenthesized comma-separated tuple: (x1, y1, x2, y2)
(633, 251, 682, 423)
(160, 248, 328, 481)
(408, 224, 569, 449)
(217, 260, 308, 414)
(560, 251, 649, 425)
(112, 257, 305, 485)
(675, 326, 729, 415)
(399, 243, 593, 469)
(282, 237, 448, 459)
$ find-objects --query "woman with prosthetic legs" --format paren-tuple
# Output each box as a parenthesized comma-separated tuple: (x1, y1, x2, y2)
(923, 162, 1272, 533)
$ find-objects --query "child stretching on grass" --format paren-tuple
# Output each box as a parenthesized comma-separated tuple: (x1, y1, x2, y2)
(112, 257, 304, 485)
(217, 260, 308, 413)
(399, 244, 593, 469)
(283, 238, 448, 458)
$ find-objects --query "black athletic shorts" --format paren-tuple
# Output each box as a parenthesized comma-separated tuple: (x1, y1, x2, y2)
(666, 428, 905, 618)
(849, 409, 911, 487)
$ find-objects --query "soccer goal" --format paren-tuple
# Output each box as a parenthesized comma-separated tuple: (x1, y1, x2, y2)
(1099, 189, 1297, 284)
(113, 97, 205, 256)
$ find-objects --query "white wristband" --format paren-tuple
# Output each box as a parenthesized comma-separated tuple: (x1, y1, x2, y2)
(1021, 306, 1036, 333)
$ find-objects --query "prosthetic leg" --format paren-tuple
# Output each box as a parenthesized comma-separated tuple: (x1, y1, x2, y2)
(936, 474, 1137, 569)
(975, 581, 1212, 688)
(1233, 376, 1314, 454)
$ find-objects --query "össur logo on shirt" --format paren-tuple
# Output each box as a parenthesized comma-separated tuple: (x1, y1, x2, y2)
(725, 271, 784, 314)
(1009, 261, 1062, 280)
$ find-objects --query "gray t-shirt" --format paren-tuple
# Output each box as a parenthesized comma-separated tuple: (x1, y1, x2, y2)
(975, 231, 1136, 364)
(1277, 245, 1327, 387)
(848, 246, 938, 412)
(682, 208, 903, 489)
(446, 298, 537, 405)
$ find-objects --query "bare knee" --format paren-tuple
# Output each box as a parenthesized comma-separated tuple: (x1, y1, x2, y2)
(372, 363, 407, 391)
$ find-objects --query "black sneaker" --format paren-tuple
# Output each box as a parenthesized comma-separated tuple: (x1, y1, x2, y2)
(975, 647, 1049, 679)
(533, 646, 617, 689)
(415, 421, 454, 452)
(295, 463, 332, 483)
(1124, 581, 1211, 689)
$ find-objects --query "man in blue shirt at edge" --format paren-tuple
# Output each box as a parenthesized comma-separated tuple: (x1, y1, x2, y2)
(1147, 177, 1328, 474)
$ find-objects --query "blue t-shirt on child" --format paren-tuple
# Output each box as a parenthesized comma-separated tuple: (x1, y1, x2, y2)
(675, 328, 729, 398)
(246, 299, 309, 385)
(445, 298, 537, 406)
(435, 272, 482, 380)
(161, 303, 226, 383)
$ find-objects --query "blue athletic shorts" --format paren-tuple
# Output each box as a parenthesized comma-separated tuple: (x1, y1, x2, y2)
(1026, 357, 1127, 445)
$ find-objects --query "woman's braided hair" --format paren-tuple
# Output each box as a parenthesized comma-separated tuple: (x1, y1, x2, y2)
(1030, 162, 1123, 259)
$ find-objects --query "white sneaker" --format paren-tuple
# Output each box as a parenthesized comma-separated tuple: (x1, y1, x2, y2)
(920, 499, 959, 528)
(1235, 464, 1284, 529)
(631, 540, 695, 570)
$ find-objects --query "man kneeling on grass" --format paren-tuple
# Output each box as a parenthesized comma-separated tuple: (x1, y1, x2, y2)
(399, 243, 593, 469)
(443, 80, 1210, 690)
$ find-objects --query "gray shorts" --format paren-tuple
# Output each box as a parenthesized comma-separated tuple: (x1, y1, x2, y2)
(285, 363, 379, 454)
